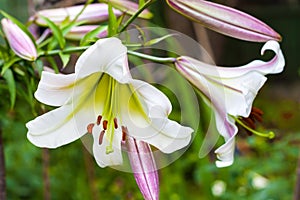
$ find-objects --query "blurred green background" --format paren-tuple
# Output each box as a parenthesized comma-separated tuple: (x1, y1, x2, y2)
(1, 0, 300, 199)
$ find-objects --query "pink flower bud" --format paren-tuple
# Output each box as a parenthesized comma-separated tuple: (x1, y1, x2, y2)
(32, 3, 123, 26)
(1, 18, 37, 61)
(126, 136, 159, 200)
(65, 25, 108, 40)
(101, 0, 153, 19)
(166, 0, 281, 42)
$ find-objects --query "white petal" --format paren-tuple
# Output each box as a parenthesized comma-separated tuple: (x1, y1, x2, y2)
(130, 79, 172, 118)
(75, 37, 131, 83)
(177, 40, 284, 79)
(214, 133, 236, 168)
(92, 125, 123, 167)
(26, 103, 92, 148)
(27, 74, 105, 148)
(177, 60, 266, 117)
(35, 71, 76, 106)
(124, 116, 193, 153)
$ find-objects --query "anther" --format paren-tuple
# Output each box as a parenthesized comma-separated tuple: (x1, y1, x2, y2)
(103, 120, 108, 130)
(113, 118, 118, 129)
(99, 130, 105, 145)
(121, 126, 128, 141)
(252, 107, 264, 115)
(87, 123, 95, 134)
(97, 115, 102, 125)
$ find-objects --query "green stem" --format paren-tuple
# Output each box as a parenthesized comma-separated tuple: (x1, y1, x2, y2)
(38, 46, 89, 57)
(118, 0, 154, 33)
(234, 116, 275, 139)
(127, 50, 176, 63)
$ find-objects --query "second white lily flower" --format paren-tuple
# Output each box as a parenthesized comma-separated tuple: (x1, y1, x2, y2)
(26, 37, 193, 167)
(175, 40, 285, 167)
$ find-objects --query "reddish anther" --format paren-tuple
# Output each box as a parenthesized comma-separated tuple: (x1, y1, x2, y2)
(252, 107, 264, 115)
(97, 115, 102, 125)
(113, 118, 118, 129)
(103, 120, 108, 130)
(87, 123, 95, 134)
(121, 126, 128, 141)
(99, 130, 105, 145)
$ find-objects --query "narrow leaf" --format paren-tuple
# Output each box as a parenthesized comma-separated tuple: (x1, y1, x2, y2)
(80, 25, 108, 46)
(3, 69, 16, 109)
(39, 16, 66, 49)
(59, 52, 71, 69)
(108, 3, 118, 36)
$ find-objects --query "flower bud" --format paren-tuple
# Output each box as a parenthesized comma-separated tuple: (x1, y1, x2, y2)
(33, 3, 123, 26)
(126, 136, 159, 200)
(101, 0, 153, 19)
(1, 18, 37, 61)
(65, 25, 108, 40)
(166, 0, 281, 42)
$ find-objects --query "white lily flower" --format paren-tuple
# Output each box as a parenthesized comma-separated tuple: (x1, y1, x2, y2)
(26, 37, 193, 167)
(175, 40, 285, 167)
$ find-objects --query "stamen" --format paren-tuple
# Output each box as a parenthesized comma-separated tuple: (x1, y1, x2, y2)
(103, 120, 108, 130)
(87, 123, 95, 134)
(251, 111, 263, 122)
(97, 115, 102, 125)
(113, 118, 118, 129)
(252, 107, 264, 115)
(121, 126, 128, 141)
(99, 130, 105, 145)
(234, 116, 275, 139)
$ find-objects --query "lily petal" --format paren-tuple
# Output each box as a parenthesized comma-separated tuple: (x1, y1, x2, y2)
(92, 124, 123, 167)
(26, 103, 91, 148)
(35, 72, 76, 106)
(75, 38, 131, 83)
(166, 0, 281, 42)
(122, 80, 193, 153)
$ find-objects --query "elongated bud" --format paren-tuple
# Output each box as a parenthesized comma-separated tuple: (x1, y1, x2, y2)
(65, 25, 108, 40)
(166, 0, 282, 42)
(126, 136, 159, 200)
(1, 18, 37, 61)
(101, 0, 153, 19)
(32, 3, 123, 26)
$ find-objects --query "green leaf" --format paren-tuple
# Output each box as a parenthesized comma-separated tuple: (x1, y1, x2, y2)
(80, 25, 108, 46)
(0, 10, 37, 48)
(59, 52, 70, 69)
(1, 57, 21, 75)
(39, 16, 66, 49)
(139, 0, 146, 8)
(3, 69, 16, 109)
(144, 33, 178, 46)
(108, 3, 118, 36)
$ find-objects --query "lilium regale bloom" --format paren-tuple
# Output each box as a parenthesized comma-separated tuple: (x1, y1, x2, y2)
(175, 40, 285, 167)
(26, 37, 193, 167)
